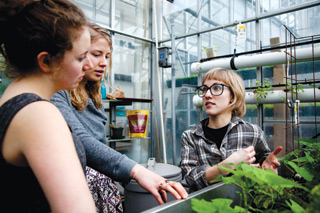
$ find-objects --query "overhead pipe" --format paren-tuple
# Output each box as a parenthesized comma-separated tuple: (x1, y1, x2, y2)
(245, 88, 320, 104)
(192, 88, 320, 106)
(191, 47, 320, 74)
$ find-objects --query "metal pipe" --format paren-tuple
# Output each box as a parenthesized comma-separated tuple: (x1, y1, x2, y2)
(191, 47, 320, 74)
(171, 23, 177, 165)
(152, 0, 167, 163)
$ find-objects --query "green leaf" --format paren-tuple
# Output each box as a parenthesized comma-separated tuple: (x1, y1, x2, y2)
(262, 197, 273, 209)
(191, 198, 242, 213)
(304, 152, 314, 163)
(297, 139, 320, 148)
(287, 161, 314, 182)
(228, 163, 308, 191)
(254, 194, 273, 209)
(215, 164, 253, 188)
(306, 184, 320, 213)
(285, 199, 306, 213)
(292, 156, 310, 163)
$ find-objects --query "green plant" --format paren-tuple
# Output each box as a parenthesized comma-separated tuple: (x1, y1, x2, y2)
(203, 46, 220, 55)
(191, 138, 320, 212)
(286, 82, 305, 95)
(191, 198, 246, 213)
(280, 138, 320, 192)
(306, 184, 320, 213)
(191, 163, 308, 212)
(250, 79, 274, 104)
(280, 82, 307, 100)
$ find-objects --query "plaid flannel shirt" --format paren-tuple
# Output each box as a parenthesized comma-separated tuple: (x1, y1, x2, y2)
(180, 116, 271, 192)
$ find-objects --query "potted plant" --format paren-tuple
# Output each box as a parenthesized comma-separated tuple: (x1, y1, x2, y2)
(191, 138, 320, 212)
(203, 46, 220, 58)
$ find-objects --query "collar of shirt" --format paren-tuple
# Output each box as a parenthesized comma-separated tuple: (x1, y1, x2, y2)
(193, 116, 244, 139)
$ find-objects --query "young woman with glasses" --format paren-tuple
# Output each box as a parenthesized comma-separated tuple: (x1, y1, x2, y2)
(180, 68, 282, 193)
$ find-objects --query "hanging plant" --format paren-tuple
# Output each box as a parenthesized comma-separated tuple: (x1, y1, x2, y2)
(280, 82, 307, 101)
(249, 79, 274, 105)
(285, 82, 305, 95)
(203, 46, 220, 58)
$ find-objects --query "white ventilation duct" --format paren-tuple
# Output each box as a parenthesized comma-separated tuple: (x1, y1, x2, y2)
(191, 47, 320, 74)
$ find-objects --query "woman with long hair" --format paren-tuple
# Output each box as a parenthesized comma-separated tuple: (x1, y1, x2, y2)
(0, 0, 96, 212)
(51, 23, 188, 211)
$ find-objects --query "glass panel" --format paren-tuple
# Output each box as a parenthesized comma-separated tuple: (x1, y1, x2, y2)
(299, 103, 320, 138)
(200, 23, 257, 58)
(166, 87, 197, 163)
(116, 139, 152, 164)
(112, 34, 151, 99)
(238, 68, 258, 124)
(261, 0, 316, 13)
(161, 33, 200, 164)
(261, 6, 320, 47)
(202, 0, 231, 27)
(236, 68, 257, 89)
(72, 0, 110, 25)
(111, 34, 152, 163)
(162, 1, 198, 40)
(243, 104, 258, 124)
(115, 0, 151, 38)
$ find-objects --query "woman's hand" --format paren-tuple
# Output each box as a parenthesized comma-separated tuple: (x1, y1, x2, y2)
(224, 146, 259, 167)
(131, 165, 188, 205)
(262, 146, 282, 174)
(216, 146, 259, 176)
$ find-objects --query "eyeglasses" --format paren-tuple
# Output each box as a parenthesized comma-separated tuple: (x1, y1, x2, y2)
(197, 83, 231, 98)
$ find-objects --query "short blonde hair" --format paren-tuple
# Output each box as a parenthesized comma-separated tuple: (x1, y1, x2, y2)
(202, 68, 246, 118)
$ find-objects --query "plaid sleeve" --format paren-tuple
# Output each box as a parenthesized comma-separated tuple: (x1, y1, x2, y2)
(252, 124, 271, 165)
(180, 131, 210, 191)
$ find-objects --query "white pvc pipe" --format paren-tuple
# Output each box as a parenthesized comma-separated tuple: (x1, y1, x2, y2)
(192, 88, 320, 106)
(245, 88, 320, 104)
(191, 47, 320, 74)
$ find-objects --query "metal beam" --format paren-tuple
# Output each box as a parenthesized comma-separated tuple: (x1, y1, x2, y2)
(159, 0, 320, 43)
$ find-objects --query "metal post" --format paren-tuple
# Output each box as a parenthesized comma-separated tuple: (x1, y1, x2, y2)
(171, 23, 177, 165)
(255, 0, 263, 128)
(109, 0, 115, 93)
(197, 0, 203, 122)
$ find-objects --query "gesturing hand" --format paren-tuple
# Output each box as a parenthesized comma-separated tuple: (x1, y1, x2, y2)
(225, 146, 259, 168)
(262, 146, 283, 174)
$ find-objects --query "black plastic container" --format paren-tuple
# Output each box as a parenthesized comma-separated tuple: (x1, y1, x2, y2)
(124, 158, 182, 213)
